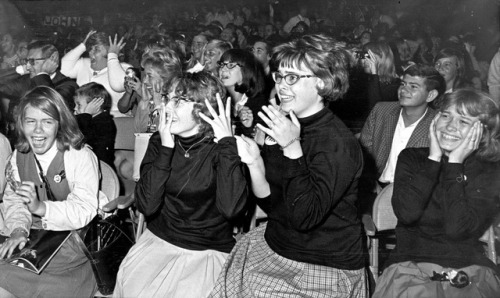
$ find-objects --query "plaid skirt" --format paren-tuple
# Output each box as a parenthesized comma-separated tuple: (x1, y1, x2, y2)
(209, 224, 367, 298)
(373, 261, 500, 298)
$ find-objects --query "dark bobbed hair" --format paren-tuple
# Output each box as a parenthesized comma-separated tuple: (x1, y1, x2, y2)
(434, 47, 467, 89)
(404, 63, 446, 98)
(15, 86, 84, 153)
(141, 47, 183, 92)
(219, 49, 266, 98)
(171, 71, 227, 137)
(439, 89, 500, 162)
(75, 82, 112, 113)
(272, 34, 350, 102)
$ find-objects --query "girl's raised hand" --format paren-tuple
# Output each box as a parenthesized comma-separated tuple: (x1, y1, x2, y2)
(158, 102, 174, 148)
(448, 121, 483, 163)
(199, 94, 233, 141)
(428, 112, 442, 162)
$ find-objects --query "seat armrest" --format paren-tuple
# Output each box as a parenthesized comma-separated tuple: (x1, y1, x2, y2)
(362, 214, 376, 236)
(102, 198, 119, 213)
(117, 193, 135, 209)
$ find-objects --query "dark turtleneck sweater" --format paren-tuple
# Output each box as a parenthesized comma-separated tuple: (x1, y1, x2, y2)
(135, 132, 248, 253)
(387, 147, 500, 275)
(260, 107, 366, 270)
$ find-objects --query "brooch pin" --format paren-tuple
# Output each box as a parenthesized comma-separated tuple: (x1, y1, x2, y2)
(53, 170, 66, 183)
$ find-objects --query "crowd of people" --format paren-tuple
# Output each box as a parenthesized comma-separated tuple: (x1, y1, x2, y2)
(0, 0, 500, 297)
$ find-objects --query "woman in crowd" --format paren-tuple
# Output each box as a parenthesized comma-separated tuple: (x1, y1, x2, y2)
(133, 47, 182, 133)
(61, 31, 132, 117)
(361, 41, 400, 111)
(0, 86, 101, 297)
(218, 49, 268, 137)
(434, 47, 470, 94)
(113, 71, 249, 297)
(373, 89, 500, 298)
(202, 39, 232, 76)
(210, 34, 367, 297)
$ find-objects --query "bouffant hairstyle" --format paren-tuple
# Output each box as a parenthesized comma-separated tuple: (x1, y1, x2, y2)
(272, 34, 350, 102)
(141, 47, 183, 91)
(171, 71, 227, 137)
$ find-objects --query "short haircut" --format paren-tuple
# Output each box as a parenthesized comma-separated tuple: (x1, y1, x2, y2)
(272, 34, 350, 102)
(15, 86, 84, 153)
(206, 39, 233, 54)
(171, 71, 227, 137)
(440, 88, 500, 162)
(219, 49, 266, 98)
(404, 64, 445, 97)
(75, 82, 112, 113)
(27, 41, 58, 59)
(85, 32, 109, 49)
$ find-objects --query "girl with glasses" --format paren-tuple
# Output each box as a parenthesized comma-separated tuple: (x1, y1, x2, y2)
(114, 71, 249, 297)
(210, 34, 368, 297)
(218, 49, 268, 137)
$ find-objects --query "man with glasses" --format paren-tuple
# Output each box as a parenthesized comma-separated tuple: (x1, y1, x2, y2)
(360, 64, 445, 191)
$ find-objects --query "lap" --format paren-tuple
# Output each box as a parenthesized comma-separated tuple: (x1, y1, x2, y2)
(373, 261, 500, 298)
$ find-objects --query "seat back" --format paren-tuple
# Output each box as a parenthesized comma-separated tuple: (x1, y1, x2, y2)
(100, 161, 120, 201)
(372, 183, 397, 232)
(113, 117, 135, 150)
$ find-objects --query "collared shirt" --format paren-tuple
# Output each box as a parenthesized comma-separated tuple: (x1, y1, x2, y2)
(379, 108, 427, 183)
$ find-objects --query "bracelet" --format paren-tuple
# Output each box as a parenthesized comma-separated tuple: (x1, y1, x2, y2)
(280, 137, 301, 150)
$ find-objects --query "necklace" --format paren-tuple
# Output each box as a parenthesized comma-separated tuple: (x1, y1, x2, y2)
(177, 136, 209, 158)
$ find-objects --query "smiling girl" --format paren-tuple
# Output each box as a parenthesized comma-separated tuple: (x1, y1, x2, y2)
(373, 89, 500, 298)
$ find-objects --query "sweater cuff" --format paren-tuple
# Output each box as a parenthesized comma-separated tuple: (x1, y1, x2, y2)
(442, 162, 466, 183)
(156, 146, 174, 169)
(283, 155, 308, 178)
(107, 53, 119, 61)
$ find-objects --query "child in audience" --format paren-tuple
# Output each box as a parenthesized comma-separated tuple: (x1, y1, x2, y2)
(74, 82, 117, 167)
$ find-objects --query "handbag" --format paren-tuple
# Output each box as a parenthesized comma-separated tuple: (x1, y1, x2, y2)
(74, 214, 134, 295)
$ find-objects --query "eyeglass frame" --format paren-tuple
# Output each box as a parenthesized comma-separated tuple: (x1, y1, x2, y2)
(272, 72, 317, 86)
(165, 94, 196, 108)
(434, 61, 458, 71)
(217, 61, 242, 70)
(21, 58, 46, 65)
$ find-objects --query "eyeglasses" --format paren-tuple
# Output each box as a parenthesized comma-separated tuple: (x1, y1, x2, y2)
(217, 61, 242, 69)
(435, 61, 457, 71)
(272, 72, 317, 86)
(167, 95, 195, 108)
(21, 58, 46, 65)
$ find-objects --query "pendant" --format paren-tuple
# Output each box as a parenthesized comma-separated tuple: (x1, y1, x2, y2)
(184, 152, 190, 158)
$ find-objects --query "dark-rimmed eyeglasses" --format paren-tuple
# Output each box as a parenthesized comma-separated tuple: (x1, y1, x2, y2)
(217, 61, 242, 70)
(167, 95, 195, 108)
(272, 72, 317, 86)
(21, 58, 46, 65)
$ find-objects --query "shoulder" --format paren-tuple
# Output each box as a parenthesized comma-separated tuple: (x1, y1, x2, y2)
(373, 101, 400, 112)
(65, 145, 98, 163)
(399, 147, 428, 161)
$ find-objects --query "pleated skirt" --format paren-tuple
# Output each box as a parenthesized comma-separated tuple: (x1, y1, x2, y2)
(113, 229, 228, 298)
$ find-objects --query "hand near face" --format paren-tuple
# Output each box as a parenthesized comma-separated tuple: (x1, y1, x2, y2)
(428, 112, 443, 162)
(40, 52, 59, 75)
(82, 30, 97, 45)
(84, 97, 104, 116)
(15, 181, 45, 217)
(108, 34, 126, 55)
(364, 49, 377, 75)
(448, 121, 483, 163)
(158, 102, 174, 148)
(199, 94, 233, 141)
